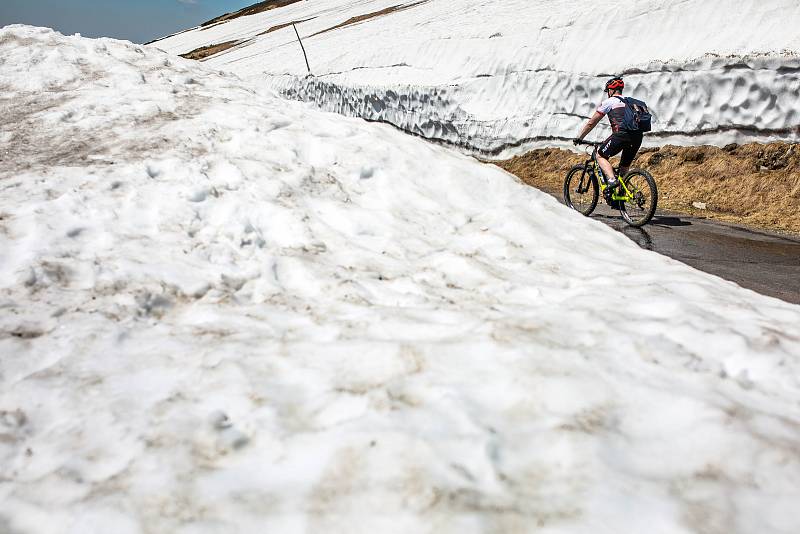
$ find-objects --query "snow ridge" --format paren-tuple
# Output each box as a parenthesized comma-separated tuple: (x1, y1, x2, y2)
(267, 54, 800, 156)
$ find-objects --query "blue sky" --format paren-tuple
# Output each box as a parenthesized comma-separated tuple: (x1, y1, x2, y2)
(0, 0, 253, 44)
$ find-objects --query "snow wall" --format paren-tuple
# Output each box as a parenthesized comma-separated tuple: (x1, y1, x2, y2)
(151, 0, 800, 157)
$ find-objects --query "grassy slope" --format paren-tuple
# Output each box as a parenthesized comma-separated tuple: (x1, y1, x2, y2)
(496, 142, 800, 235)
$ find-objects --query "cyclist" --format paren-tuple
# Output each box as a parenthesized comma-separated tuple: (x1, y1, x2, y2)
(573, 77, 643, 190)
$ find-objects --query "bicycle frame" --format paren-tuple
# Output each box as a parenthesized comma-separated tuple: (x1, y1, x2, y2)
(576, 144, 635, 202)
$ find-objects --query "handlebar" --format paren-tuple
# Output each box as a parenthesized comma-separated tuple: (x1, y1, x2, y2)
(573, 139, 599, 146)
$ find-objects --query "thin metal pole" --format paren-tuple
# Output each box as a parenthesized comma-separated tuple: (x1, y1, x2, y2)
(292, 22, 311, 75)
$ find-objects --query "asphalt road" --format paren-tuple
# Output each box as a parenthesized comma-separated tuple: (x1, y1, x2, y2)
(582, 202, 800, 305)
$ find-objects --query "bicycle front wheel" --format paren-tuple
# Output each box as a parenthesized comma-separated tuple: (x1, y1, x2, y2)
(619, 169, 658, 227)
(563, 164, 599, 217)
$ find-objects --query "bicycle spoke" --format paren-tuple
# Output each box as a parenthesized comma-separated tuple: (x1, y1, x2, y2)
(619, 171, 657, 227)
(563, 165, 598, 217)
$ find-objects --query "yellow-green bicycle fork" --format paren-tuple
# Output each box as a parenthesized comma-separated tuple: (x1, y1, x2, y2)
(595, 162, 635, 203)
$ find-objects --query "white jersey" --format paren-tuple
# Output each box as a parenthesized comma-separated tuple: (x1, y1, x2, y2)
(596, 96, 627, 133)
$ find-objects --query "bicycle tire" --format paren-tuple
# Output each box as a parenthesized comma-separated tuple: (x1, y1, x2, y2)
(619, 169, 658, 227)
(563, 164, 599, 217)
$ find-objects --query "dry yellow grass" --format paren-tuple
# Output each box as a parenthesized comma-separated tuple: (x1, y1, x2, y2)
(495, 142, 800, 235)
(310, 1, 430, 37)
(199, 0, 303, 29)
(179, 40, 239, 61)
(258, 18, 315, 36)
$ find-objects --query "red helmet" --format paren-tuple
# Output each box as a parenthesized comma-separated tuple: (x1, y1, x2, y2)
(605, 77, 625, 92)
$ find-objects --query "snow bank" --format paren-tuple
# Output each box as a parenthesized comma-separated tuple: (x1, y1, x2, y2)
(2, 25, 800, 534)
(151, 0, 800, 156)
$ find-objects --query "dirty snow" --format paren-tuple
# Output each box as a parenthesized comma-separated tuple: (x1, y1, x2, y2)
(1, 25, 800, 534)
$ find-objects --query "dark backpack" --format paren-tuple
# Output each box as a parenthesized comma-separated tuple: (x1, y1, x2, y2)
(614, 96, 652, 132)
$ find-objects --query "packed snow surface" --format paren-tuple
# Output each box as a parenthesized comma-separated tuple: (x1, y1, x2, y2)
(152, 0, 800, 155)
(2, 25, 800, 534)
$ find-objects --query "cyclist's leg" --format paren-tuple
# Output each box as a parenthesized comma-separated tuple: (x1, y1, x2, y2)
(597, 134, 624, 183)
(619, 132, 643, 176)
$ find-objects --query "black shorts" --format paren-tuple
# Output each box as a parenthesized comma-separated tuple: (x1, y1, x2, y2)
(598, 131, 643, 167)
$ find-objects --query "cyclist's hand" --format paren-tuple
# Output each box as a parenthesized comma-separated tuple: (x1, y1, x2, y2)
(572, 138, 581, 146)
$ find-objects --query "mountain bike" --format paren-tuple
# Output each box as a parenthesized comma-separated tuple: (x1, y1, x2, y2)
(563, 139, 658, 227)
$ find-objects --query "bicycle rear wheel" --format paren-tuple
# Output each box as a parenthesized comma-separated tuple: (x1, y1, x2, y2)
(563, 164, 599, 216)
(619, 169, 658, 227)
